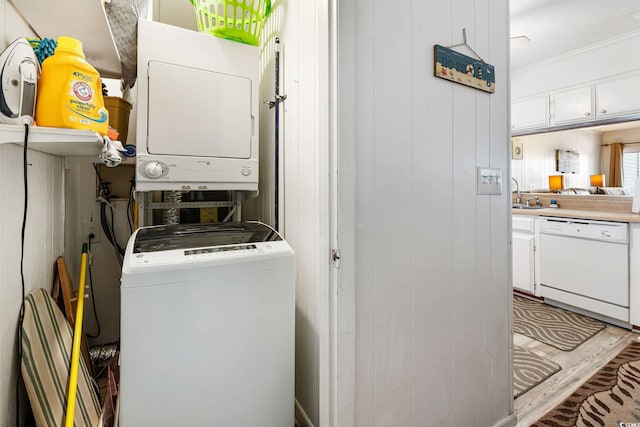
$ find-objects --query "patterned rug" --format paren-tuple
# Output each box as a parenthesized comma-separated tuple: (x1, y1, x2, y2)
(531, 340, 640, 427)
(513, 296, 606, 351)
(513, 346, 561, 398)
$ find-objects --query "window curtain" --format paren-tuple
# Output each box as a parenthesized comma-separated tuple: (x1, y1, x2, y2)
(609, 142, 623, 187)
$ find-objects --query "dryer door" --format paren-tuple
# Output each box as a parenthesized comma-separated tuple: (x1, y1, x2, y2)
(146, 60, 253, 159)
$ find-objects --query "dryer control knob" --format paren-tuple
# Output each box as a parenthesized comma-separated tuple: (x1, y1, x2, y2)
(144, 161, 165, 178)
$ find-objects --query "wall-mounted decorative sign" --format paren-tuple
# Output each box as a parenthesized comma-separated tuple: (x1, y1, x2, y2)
(556, 149, 580, 173)
(434, 44, 495, 93)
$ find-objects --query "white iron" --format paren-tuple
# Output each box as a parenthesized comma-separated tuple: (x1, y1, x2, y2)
(0, 38, 39, 125)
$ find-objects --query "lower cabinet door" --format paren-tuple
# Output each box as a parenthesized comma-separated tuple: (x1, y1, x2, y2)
(513, 232, 535, 293)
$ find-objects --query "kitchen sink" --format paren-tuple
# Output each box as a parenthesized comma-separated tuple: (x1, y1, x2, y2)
(512, 203, 547, 210)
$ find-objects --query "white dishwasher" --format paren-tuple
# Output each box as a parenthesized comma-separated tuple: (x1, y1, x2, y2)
(539, 216, 629, 322)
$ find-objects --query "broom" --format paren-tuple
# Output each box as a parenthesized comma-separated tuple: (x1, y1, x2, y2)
(65, 243, 89, 427)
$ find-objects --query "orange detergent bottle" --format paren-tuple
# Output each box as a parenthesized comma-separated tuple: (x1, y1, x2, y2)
(35, 36, 108, 135)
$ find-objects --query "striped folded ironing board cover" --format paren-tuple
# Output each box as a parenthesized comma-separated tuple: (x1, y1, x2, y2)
(21, 288, 101, 427)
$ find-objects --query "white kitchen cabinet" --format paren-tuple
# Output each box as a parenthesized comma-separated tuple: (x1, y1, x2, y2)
(511, 95, 549, 131)
(512, 215, 538, 295)
(550, 84, 595, 125)
(596, 73, 640, 118)
(513, 233, 535, 293)
(630, 223, 640, 328)
(512, 71, 640, 133)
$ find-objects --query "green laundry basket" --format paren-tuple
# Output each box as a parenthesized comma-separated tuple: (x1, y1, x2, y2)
(190, 0, 271, 46)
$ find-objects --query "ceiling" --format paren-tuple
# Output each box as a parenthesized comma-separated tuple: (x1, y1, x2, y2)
(510, 0, 640, 71)
(159, 1, 640, 73)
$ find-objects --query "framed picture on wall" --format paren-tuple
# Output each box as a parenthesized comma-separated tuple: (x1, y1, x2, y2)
(556, 149, 580, 173)
(512, 140, 523, 160)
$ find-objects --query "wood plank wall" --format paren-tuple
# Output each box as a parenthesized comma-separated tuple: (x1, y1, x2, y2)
(273, 0, 331, 425)
(337, 0, 514, 426)
(0, 144, 64, 426)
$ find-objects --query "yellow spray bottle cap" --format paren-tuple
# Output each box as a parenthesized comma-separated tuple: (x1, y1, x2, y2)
(55, 36, 85, 58)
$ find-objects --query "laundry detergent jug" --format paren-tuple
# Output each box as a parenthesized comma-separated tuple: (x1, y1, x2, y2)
(35, 36, 108, 135)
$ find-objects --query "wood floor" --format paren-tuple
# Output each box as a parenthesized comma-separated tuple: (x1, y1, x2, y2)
(514, 322, 639, 427)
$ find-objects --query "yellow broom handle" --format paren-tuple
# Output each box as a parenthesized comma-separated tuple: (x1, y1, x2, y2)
(65, 243, 88, 427)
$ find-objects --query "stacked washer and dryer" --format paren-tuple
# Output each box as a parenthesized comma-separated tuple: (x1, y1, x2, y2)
(119, 20, 295, 427)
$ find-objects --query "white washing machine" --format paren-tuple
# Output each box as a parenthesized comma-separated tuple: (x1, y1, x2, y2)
(120, 222, 294, 426)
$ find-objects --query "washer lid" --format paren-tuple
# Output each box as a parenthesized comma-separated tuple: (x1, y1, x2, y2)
(133, 222, 281, 253)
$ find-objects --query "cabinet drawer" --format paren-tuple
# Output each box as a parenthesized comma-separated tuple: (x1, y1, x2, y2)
(513, 216, 536, 233)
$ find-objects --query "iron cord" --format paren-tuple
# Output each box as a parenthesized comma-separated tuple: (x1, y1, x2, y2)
(16, 124, 29, 427)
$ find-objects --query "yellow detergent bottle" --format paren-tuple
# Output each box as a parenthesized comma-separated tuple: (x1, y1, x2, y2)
(35, 36, 108, 135)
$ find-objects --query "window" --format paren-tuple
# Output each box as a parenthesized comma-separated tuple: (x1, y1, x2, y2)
(623, 144, 640, 194)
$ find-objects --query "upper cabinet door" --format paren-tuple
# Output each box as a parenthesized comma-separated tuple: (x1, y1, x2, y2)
(511, 95, 549, 131)
(551, 85, 595, 125)
(596, 73, 640, 118)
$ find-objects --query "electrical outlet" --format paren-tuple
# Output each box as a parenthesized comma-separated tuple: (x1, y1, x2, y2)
(83, 221, 101, 243)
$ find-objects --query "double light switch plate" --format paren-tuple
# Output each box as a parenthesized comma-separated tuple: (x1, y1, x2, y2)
(477, 167, 502, 195)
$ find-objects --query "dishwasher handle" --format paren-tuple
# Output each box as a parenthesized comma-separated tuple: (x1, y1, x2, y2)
(543, 218, 589, 225)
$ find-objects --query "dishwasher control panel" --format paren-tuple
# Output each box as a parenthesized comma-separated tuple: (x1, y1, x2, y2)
(539, 217, 628, 244)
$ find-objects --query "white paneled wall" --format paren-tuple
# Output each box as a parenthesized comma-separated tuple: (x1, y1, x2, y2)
(241, 1, 279, 226)
(0, 144, 64, 426)
(64, 161, 132, 346)
(601, 127, 640, 145)
(511, 129, 601, 192)
(337, 0, 514, 426)
(280, 0, 330, 425)
(1, 4, 48, 426)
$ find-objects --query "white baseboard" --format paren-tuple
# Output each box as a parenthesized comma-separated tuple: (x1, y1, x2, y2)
(493, 412, 518, 427)
(293, 403, 516, 427)
(295, 399, 315, 427)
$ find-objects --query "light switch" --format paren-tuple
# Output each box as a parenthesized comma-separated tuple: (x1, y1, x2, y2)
(477, 167, 502, 195)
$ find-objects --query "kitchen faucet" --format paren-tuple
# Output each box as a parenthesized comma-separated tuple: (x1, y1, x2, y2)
(526, 196, 541, 207)
(512, 177, 521, 204)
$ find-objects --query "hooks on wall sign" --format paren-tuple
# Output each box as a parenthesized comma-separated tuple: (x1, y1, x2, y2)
(446, 28, 485, 63)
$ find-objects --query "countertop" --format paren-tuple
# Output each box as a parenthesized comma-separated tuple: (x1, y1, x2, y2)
(512, 207, 640, 223)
